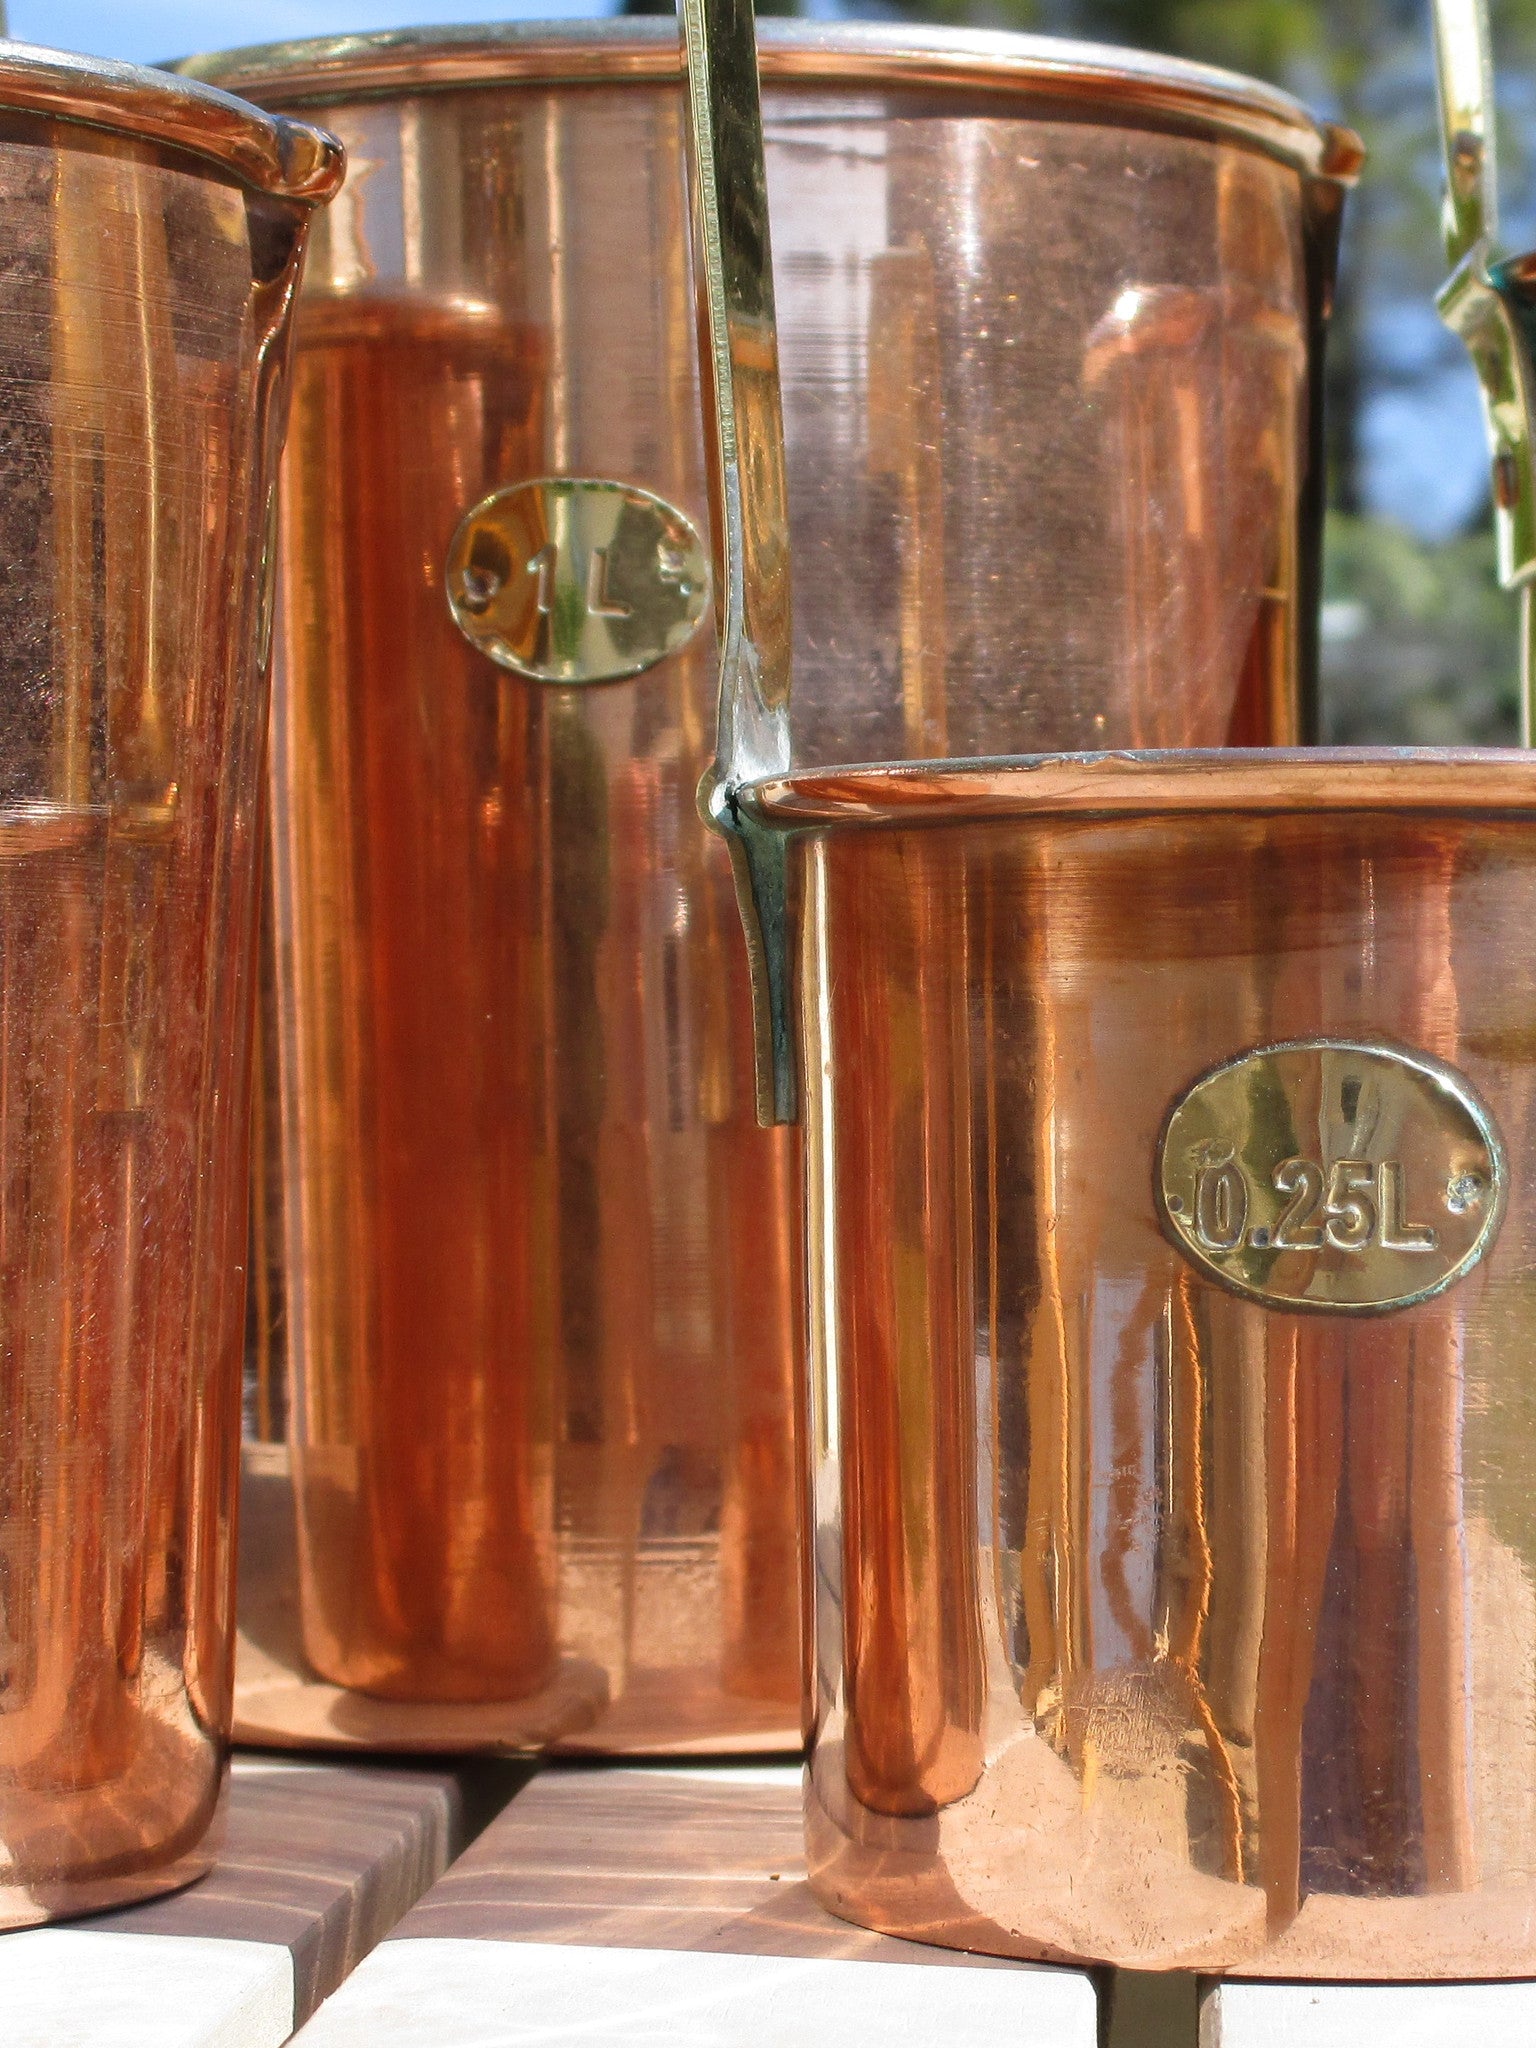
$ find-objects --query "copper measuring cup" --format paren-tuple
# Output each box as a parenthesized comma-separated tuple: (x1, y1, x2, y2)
(783, 748, 1536, 1976)
(0, 44, 341, 1924)
(686, 0, 1536, 1981)
(177, 16, 1355, 1758)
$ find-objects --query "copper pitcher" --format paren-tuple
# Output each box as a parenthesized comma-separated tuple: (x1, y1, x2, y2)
(0, 43, 341, 1925)
(176, 18, 1353, 1755)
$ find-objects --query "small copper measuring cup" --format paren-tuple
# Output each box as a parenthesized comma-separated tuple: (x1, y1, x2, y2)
(773, 746, 1536, 1976)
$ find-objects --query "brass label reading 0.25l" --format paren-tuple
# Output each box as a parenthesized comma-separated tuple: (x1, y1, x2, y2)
(1157, 1039, 1505, 1314)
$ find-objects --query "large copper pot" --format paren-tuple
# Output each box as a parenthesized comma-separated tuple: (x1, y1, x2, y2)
(176, 19, 1354, 1755)
(0, 44, 341, 1925)
(761, 748, 1536, 1976)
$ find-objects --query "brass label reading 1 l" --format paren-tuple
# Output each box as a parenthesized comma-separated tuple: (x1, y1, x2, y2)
(1156, 1039, 1505, 1314)
(445, 477, 710, 684)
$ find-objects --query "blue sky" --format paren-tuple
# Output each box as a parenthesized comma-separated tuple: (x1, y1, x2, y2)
(7, 0, 610, 65)
(9, 0, 1490, 539)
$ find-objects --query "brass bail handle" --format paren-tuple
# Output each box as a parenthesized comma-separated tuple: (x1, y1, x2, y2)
(678, 0, 798, 1125)
(1433, 0, 1536, 740)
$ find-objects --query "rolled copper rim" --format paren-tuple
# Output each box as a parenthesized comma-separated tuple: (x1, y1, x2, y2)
(171, 20, 1359, 182)
(747, 748, 1536, 826)
(0, 37, 343, 201)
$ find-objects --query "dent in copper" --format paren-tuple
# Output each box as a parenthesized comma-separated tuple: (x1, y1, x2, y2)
(0, 94, 333, 1923)
(211, 33, 1343, 1753)
(792, 752, 1536, 1977)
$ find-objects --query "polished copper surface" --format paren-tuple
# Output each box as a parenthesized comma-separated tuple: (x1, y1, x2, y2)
(776, 748, 1536, 1976)
(174, 27, 1350, 1753)
(0, 57, 337, 1925)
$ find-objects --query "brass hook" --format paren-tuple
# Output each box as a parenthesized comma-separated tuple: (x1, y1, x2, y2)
(678, 0, 797, 1122)
(1433, 0, 1536, 739)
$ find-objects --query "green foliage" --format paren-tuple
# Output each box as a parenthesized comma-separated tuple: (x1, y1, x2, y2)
(1321, 513, 1520, 741)
(1042, 0, 1328, 75)
(1150, 1, 1320, 78)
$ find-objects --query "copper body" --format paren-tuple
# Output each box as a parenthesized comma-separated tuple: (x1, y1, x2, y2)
(178, 21, 1347, 1753)
(776, 750, 1536, 1976)
(0, 47, 340, 1925)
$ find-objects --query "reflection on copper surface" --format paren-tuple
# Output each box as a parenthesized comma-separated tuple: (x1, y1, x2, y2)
(867, 245, 948, 760)
(0, 78, 337, 1924)
(189, 29, 1351, 1754)
(276, 292, 557, 1707)
(1082, 152, 1307, 748)
(792, 753, 1536, 1976)
(834, 849, 982, 1814)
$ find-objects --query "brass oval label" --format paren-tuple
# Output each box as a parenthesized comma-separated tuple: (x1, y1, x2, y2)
(1156, 1039, 1505, 1314)
(445, 478, 710, 684)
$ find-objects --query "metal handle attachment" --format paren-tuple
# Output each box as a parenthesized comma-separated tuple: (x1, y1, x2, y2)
(678, 0, 796, 1123)
(1433, 0, 1536, 739)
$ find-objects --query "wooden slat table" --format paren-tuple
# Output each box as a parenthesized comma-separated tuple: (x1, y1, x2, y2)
(2, 1752, 524, 2048)
(290, 1762, 1100, 2046)
(18, 1753, 1533, 2044)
